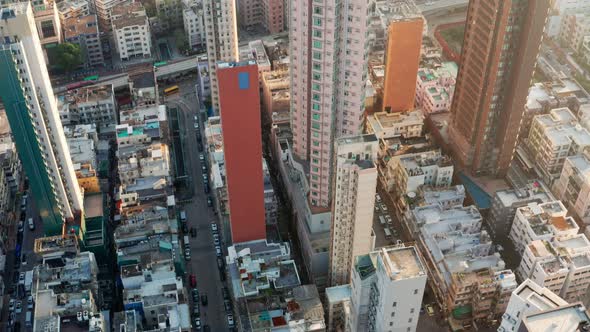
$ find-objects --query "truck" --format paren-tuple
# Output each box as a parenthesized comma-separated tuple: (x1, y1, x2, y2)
(25, 311, 32, 327)
(24, 270, 33, 294)
(183, 235, 190, 249)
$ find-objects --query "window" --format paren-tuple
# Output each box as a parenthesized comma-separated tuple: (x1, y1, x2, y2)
(312, 113, 321, 120)
(313, 17, 322, 26)
(312, 103, 320, 111)
(313, 29, 322, 38)
(313, 6, 322, 15)
(313, 62, 321, 71)
(393, 302, 397, 307)
(313, 51, 322, 60)
(312, 83, 321, 91)
(312, 122, 320, 130)
(414, 289, 418, 295)
(313, 40, 322, 49)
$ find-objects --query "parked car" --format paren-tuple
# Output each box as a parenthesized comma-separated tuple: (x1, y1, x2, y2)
(9, 298, 15, 311)
(193, 317, 201, 330)
(27, 296, 34, 310)
(213, 238, 220, 246)
(182, 223, 188, 234)
(224, 299, 232, 313)
(217, 258, 225, 270)
(210, 223, 218, 233)
(215, 246, 222, 257)
(227, 314, 235, 327)
(15, 301, 22, 313)
(425, 304, 435, 316)
(207, 196, 213, 207)
(27, 218, 34, 231)
(191, 227, 197, 238)
(192, 289, 199, 303)
(189, 274, 197, 288)
(222, 287, 230, 300)
(201, 294, 208, 306)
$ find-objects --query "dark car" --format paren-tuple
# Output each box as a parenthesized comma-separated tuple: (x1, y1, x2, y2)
(204, 184, 209, 194)
(201, 294, 208, 306)
(182, 223, 188, 234)
(219, 269, 226, 281)
(207, 196, 213, 207)
(203, 325, 210, 332)
(191, 227, 197, 238)
(224, 300, 232, 313)
(217, 258, 225, 270)
(197, 143, 203, 152)
(192, 289, 199, 303)
(222, 287, 230, 300)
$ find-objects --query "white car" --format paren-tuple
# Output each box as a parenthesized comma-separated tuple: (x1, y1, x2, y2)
(15, 300, 22, 314)
(9, 299, 15, 311)
(227, 314, 235, 327)
(210, 223, 218, 232)
(19, 272, 25, 283)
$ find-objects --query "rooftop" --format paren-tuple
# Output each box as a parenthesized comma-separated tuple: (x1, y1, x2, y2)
(111, 2, 147, 30)
(376, 246, 426, 281)
(63, 14, 98, 38)
(515, 279, 567, 312)
(367, 110, 424, 139)
(84, 194, 104, 219)
(535, 108, 590, 147)
(495, 181, 554, 208)
(325, 284, 351, 304)
(522, 303, 590, 332)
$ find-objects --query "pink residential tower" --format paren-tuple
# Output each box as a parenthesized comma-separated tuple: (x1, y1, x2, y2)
(290, 0, 369, 208)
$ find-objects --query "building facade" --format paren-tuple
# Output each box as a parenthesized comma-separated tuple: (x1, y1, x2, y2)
(182, 0, 206, 51)
(329, 134, 378, 286)
(203, 0, 239, 112)
(290, 0, 370, 208)
(348, 246, 427, 332)
(0, 3, 84, 235)
(217, 61, 266, 243)
(553, 153, 590, 226)
(63, 14, 104, 68)
(381, 11, 423, 113)
(448, 0, 550, 176)
(111, 1, 151, 61)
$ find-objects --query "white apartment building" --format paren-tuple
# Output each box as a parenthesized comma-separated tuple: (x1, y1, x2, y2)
(111, 2, 152, 61)
(526, 108, 590, 184)
(553, 153, 590, 226)
(203, 0, 239, 111)
(0, 3, 83, 231)
(560, 11, 590, 52)
(182, 0, 206, 51)
(348, 246, 427, 332)
(56, 0, 90, 21)
(508, 201, 579, 255)
(365, 109, 424, 140)
(499, 279, 568, 332)
(58, 84, 116, 126)
(381, 149, 453, 196)
(329, 134, 378, 286)
(325, 285, 352, 332)
(515, 236, 590, 309)
(290, 0, 370, 208)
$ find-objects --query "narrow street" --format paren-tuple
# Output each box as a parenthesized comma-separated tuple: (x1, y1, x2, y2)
(166, 81, 230, 331)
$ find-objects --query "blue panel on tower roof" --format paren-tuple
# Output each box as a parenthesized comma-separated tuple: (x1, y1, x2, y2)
(238, 72, 250, 90)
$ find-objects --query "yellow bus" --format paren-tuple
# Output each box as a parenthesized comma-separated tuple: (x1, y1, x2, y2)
(164, 85, 179, 96)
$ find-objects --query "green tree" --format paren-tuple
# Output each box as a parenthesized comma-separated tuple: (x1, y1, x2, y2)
(174, 29, 189, 54)
(53, 43, 83, 72)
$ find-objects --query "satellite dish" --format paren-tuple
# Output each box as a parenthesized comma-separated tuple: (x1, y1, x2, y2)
(408, 192, 416, 198)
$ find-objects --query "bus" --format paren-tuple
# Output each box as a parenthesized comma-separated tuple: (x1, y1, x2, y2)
(83, 75, 99, 81)
(154, 61, 167, 68)
(164, 85, 179, 96)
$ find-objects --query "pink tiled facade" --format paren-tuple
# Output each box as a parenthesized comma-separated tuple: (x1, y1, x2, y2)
(415, 67, 456, 115)
(238, 0, 284, 34)
(290, 0, 369, 208)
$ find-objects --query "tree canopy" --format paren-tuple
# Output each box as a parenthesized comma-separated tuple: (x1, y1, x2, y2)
(53, 43, 83, 72)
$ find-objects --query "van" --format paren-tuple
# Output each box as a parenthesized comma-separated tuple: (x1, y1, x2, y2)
(179, 210, 187, 222)
(183, 235, 190, 248)
(379, 216, 386, 225)
(28, 218, 34, 231)
(25, 311, 32, 327)
(384, 228, 392, 239)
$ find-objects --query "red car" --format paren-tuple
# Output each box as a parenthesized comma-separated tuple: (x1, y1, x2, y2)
(190, 274, 197, 288)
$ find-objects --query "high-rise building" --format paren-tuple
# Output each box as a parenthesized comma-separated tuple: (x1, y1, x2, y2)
(381, 3, 424, 113)
(448, 0, 550, 176)
(348, 246, 427, 332)
(217, 61, 266, 243)
(329, 134, 378, 286)
(290, 0, 370, 208)
(203, 0, 239, 112)
(0, 3, 84, 235)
